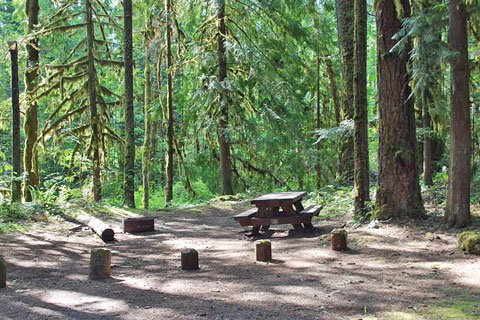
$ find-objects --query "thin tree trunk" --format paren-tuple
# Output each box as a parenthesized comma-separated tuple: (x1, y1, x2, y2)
(316, 55, 322, 190)
(24, 0, 40, 202)
(142, 41, 153, 210)
(217, 0, 233, 195)
(325, 58, 341, 125)
(422, 93, 433, 186)
(123, 0, 135, 208)
(86, 0, 102, 202)
(353, 0, 369, 214)
(444, 0, 471, 228)
(10, 43, 22, 203)
(374, 0, 424, 219)
(165, 0, 174, 205)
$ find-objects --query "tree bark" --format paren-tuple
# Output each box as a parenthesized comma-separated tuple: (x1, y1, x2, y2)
(422, 93, 433, 186)
(165, 0, 175, 204)
(353, 0, 369, 214)
(123, 0, 135, 208)
(86, 0, 102, 202)
(443, 0, 471, 228)
(24, 0, 40, 202)
(10, 43, 22, 203)
(316, 55, 322, 190)
(217, 0, 233, 195)
(325, 58, 341, 125)
(142, 40, 153, 210)
(374, 0, 424, 219)
(336, 0, 355, 184)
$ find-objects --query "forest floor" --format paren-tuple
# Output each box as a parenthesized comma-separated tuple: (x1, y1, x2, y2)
(1, 200, 480, 320)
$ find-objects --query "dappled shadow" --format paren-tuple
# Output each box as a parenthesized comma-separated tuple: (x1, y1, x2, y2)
(2, 203, 480, 319)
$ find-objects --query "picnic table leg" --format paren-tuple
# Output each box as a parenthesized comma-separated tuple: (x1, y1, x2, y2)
(261, 207, 278, 231)
(303, 216, 314, 229)
(293, 200, 304, 213)
(292, 223, 303, 232)
(251, 226, 261, 235)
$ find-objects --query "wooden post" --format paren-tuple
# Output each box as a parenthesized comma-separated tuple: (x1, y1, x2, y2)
(331, 228, 347, 251)
(0, 256, 6, 288)
(181, 248, 199, 270)
(89, 248, 111, 279)
(255, 240, 272, 262)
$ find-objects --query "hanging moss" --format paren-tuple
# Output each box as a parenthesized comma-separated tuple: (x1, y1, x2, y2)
(458, 232, 480, 254)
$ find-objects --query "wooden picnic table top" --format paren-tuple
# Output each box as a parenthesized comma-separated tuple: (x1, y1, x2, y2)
(250, 191, 307, 205)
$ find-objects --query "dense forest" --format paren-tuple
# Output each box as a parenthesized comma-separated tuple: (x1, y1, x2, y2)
(0, 0, 479, 228)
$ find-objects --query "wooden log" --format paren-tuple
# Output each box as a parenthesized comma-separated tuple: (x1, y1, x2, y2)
(255, 240, 272, 262)
(331, 228, 347, 251)
(88, 218, 114, 242)
(89, 248, 111, 280)
(123, 217, 154, 233)
(181, 248, 199, 270)
(0, 256, 6, 288)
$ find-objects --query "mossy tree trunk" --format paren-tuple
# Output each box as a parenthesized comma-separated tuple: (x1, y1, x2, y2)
(86, 0, 102, 202)
(353, 0, 369, 214)
(422, 93, 433, 186)
(316, 54, 322, 190)
(24, 0, 40, 202)
(374, 0, 424, 219)
(10, 44, 22, 203)
(325, 58, 340, 125)
(443, 0, 471, 228)
(217, 0, 233, 195)
(123, 0, 135, 208)
(336, 0, 354, 184)
(142, 38, 153, 210)
(165, 0, 175, 205)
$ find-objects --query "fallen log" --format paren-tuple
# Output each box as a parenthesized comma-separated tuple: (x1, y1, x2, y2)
(88, 218, 115, 242)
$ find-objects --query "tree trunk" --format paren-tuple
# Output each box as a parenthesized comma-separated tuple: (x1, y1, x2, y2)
(374, 0, 424, 219)
(325, 58, 341, 125)
(422, 93, 433, 186)
(443, 0, 471, 228)
(217, 0, 233, 195)
(353, 0, 369, 214)
(10, 43, 22, 203)
(123, 0, 135, 208)
(24, 0, 40, 202)
(165, 0, 174, 205)
(316, 55, 322, 190)
(142, 40, 153, 210)
(336, 0, 355, 184)
(86, 0, 101, 202)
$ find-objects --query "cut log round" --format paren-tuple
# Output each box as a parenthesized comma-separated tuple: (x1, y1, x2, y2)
(89, 248, 111, 280)
(0, 256, 6, 288)
(255, 240, 272, 262)
(331, 228, 348, 251)
(88, 218, 115, 242)
(181, 248, 199, 270)
(123, 217, 154, 233)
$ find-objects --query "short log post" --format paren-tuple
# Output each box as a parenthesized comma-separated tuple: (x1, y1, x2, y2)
(181, 248, 199, 270)
(89, 248, 111, 280)
(331, 228, 347, 251)
(0, 256, 6, 288)
(255, 240, 272, 262)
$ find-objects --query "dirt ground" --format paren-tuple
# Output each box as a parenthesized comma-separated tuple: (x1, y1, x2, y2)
(1, 201, 480, 320)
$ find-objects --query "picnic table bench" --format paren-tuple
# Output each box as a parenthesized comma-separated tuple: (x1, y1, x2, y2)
(234, 191, 322, 235)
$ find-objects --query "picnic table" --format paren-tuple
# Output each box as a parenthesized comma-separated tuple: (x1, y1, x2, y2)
(234, 191, 322, 235)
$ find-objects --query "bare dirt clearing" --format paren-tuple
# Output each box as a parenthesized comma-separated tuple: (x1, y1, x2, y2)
(1, 201, 480, 320)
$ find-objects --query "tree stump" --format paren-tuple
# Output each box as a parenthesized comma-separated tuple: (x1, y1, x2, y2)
(89, 248, 111, 280)
(181, 248, 199, 270)
(331, 228, 347, 251)
(255, 240, 272, 262)
(123, 217, 155, 233)
(0, 256, 6, 288)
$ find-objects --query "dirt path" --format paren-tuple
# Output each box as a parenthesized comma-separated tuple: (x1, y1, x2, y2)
(1, 201, 480, 320)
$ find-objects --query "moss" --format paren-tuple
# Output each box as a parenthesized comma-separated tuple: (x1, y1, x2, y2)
(256, 240, 271, 245)
(458, 231, 480, 254)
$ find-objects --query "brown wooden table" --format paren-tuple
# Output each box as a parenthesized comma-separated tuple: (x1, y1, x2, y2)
(234, 191, 322, 235)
